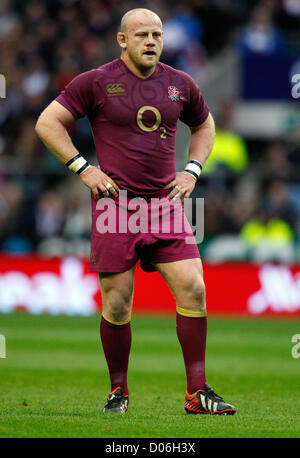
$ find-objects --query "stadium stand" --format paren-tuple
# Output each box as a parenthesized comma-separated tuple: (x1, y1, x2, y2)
(0, 0, 299, 262)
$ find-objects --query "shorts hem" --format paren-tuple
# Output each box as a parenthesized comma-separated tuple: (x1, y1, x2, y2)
(151, 250, 200, 265)
(90, 261, 137, 273)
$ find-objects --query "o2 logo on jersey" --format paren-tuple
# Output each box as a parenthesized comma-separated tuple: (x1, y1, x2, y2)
(136, 105, 166, 139)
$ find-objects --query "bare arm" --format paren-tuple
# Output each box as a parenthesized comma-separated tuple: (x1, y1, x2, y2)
(188, 112, 215, 167)
(35, 100, 80, 163)
(166, 113, 215, 199)
(35, 101, 119, 199)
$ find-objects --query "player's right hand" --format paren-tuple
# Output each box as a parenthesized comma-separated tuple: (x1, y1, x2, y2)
(79, 165, 119, 200)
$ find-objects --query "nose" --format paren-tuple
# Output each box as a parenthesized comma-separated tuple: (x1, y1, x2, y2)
(145, 33, 155, 45)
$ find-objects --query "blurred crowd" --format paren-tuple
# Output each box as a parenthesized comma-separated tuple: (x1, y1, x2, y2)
(200, 132, 300, 261)
(0, 0, 299, 261)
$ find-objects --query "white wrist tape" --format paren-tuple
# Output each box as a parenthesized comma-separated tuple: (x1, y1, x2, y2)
(184, 160, 203, 181)
(66, 154, 91, 175)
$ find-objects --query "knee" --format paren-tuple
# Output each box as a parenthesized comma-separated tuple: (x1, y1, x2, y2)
(183, 275, 206, 312)
(192, 278, 206, 305)
(104, 286, 133, 322)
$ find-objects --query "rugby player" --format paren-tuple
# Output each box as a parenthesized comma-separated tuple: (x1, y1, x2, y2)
(35, 8, 236, 416)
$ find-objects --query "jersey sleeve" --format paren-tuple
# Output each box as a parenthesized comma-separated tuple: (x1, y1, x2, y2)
(55, 70, 100, 119)
(179, 74, 209, 127)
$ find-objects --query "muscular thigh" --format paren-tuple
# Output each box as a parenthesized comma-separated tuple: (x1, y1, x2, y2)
(153, 258, 206, 311)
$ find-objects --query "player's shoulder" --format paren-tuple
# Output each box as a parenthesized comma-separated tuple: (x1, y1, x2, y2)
(67, 68, 99, 89)
(157, 62, 196, 87)
(93, 58, 124, 79)
(72, 59, 122, 85)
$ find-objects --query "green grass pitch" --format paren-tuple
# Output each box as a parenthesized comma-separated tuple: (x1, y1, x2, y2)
(0, 312, 300, 438)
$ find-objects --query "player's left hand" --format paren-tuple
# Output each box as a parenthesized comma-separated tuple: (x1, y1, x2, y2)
(164, 171, 196, 201)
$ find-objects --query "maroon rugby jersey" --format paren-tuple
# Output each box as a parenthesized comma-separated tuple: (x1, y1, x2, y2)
(56, 58, 209, 196)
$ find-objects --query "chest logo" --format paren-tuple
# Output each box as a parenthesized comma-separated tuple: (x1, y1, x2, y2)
(106, 83, 126, 96)
(168, 86, 180, 101)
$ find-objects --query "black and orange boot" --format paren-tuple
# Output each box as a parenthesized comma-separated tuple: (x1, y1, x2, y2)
(185, 383, 236, 415)
(103, 387, 129, 413)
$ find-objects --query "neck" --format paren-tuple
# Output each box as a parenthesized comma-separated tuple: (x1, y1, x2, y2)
(121, 55, 156, 79)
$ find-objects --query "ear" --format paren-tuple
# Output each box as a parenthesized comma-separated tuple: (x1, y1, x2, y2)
(117, 32, 127, 49)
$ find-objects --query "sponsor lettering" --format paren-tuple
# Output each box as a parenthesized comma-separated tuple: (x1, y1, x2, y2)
(248, 264, 300, 314)
(0, 257, 98, 315)
(106, 83, 126, 96)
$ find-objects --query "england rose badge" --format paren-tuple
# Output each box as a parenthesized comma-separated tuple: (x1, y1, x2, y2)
(168, 86, 180, 101)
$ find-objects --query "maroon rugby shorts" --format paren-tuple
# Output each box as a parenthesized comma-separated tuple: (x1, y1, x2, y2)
(90, 189, 200, 273)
